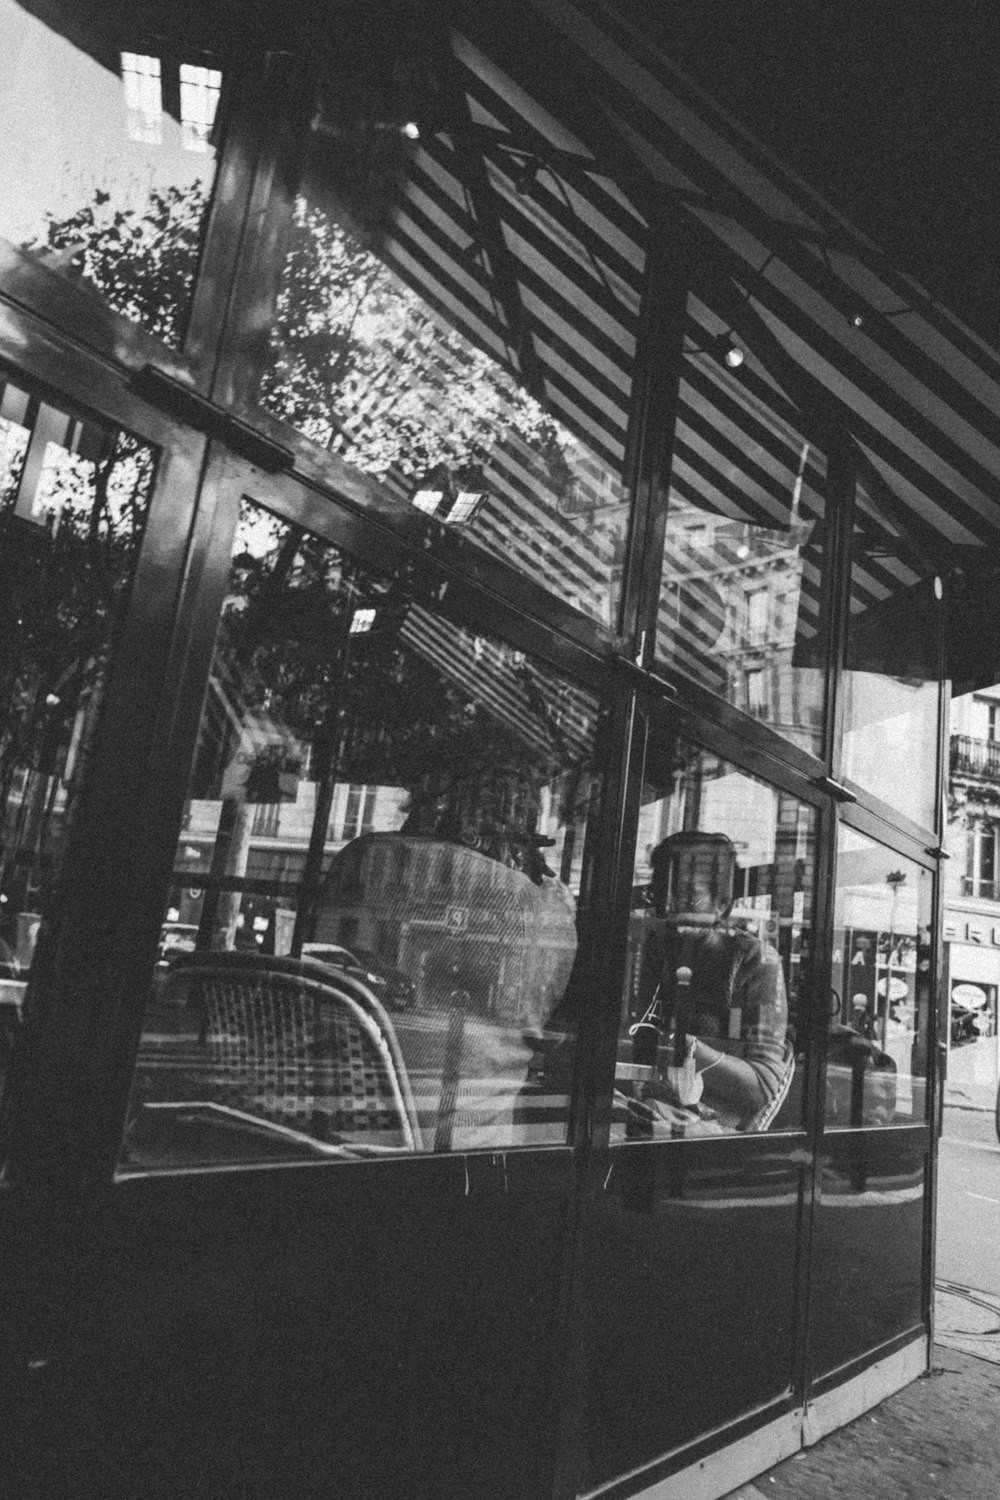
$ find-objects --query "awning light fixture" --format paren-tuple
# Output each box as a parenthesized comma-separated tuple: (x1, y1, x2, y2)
(687, 331, 745, 371)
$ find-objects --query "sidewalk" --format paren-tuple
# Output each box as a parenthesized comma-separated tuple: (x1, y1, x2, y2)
(724, 1286, 1000, 1500)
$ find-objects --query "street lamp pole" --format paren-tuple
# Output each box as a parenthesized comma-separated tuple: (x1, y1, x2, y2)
(883, 870, 907, 1052)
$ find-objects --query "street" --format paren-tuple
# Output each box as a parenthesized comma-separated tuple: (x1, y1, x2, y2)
(937, 1105, 1000, 1296)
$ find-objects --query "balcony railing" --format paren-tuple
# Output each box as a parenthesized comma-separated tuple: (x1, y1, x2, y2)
(961, 875, 1000, 901)
(951, 734, 1000, 781)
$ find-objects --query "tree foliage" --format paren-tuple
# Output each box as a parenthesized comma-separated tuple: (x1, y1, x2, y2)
(0, 431, 154, 907)
(261, 201, 571, 493)
(36, 181, 209, 346)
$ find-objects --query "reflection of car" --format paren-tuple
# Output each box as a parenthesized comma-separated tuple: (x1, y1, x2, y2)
(950, 1003, 982, 1048)
(301, 943, 416, 1011)
(0, 935, 22, 981)
(157, 923, 199, 964)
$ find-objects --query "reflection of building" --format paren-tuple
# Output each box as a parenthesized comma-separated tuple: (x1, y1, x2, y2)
(314, 832, 578, 1024)
(168, 779, 408, 942)
(943, 686, 1000, 1101)
(657, 466, 825, 755)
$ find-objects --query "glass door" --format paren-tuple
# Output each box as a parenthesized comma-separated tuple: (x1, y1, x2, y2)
(563, 702, 824, 1494)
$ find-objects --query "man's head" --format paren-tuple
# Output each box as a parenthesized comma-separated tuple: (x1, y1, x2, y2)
(649, 832, 736, 921)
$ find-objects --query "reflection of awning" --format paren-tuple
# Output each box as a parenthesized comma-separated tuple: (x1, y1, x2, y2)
(399, 605, 595, 761)
(321, 0, 1000, 679)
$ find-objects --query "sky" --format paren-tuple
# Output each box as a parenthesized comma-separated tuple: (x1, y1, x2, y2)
(623, 2, 1000, 343)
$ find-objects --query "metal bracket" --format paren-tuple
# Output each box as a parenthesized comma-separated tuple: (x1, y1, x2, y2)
(613, 654, 678, 699)
(814, 775, 859, 803)
(133, 365, 295, 474)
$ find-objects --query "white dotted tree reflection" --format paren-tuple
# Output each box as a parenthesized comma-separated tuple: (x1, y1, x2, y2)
(0, 415, 155, 955)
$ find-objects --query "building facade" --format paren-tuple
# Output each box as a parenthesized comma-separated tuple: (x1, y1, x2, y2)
(943, 686, 1000, 1111)
(1, 3, 999, 1498)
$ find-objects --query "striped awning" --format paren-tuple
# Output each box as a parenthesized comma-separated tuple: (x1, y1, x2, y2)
(343, 0, 1000, 653)
(399, 604, 597, 763)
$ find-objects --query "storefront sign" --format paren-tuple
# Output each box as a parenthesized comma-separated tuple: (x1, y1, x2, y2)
(952, 981, 989, 1009)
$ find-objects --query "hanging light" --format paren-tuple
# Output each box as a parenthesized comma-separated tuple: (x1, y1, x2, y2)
(691, 332, 745, 369)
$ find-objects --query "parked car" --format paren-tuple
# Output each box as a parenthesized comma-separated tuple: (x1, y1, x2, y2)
(301, 943, 416, 1011)
(157, 923, 199, 965)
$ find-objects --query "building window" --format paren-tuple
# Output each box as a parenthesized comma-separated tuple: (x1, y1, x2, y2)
(121, 53, 222, 153)
(966, 825, 999, 900)
(745, 667, 768, 716)
(179, 63, 223, 154)
(342, 784, 376, 840)
(121, 53, 163, 145)
(745, 586, 769, 645)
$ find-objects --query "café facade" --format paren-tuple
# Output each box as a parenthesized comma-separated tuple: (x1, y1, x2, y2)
(1, 2, 998, 1496)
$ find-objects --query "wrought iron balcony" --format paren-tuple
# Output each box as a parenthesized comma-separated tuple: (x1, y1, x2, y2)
(951, 734, 1000, 781)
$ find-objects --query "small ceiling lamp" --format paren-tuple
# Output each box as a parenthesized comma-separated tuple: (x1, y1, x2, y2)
(349, 607, 377, 635)
(690, 331, 744, 369)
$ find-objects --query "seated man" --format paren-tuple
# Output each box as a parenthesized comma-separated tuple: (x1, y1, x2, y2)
(626, 831, 792, 1136)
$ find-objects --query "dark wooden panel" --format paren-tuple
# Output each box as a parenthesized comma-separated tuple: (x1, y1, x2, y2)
(572, 1137, 806, 1492)
(807, 1130, 928, 1382)
(13, 1151, 573, 1500)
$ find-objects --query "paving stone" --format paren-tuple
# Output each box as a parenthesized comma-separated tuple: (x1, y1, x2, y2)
(722, 1336, 1000, 1500)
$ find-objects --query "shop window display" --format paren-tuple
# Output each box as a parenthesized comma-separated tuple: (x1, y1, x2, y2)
(827, 828, 932, 1128)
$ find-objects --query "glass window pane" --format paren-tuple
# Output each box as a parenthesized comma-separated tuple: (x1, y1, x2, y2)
(254, 74, 645, 630)
(0, 375, 156, 1083)
(656, 295, 828, 755)
(0, 1, 223, 345)
(840, 472, 941, 828)
(828, 828, 932, 1127)
(610, 737, 816, 1140)
(121, 499, 601, 1172)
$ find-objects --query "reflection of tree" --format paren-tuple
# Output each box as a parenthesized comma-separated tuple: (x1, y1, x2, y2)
(261, 202, 571, 490)
(0, 436, 154, 916)
(20, 175, 593, 932)
(35, 181, 208, 345)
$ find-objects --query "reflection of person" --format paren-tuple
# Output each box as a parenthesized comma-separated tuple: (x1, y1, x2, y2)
(631, 832, 791, 1135)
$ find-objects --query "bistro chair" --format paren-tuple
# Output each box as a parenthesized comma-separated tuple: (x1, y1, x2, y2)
(142, 951, 423, 1154)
